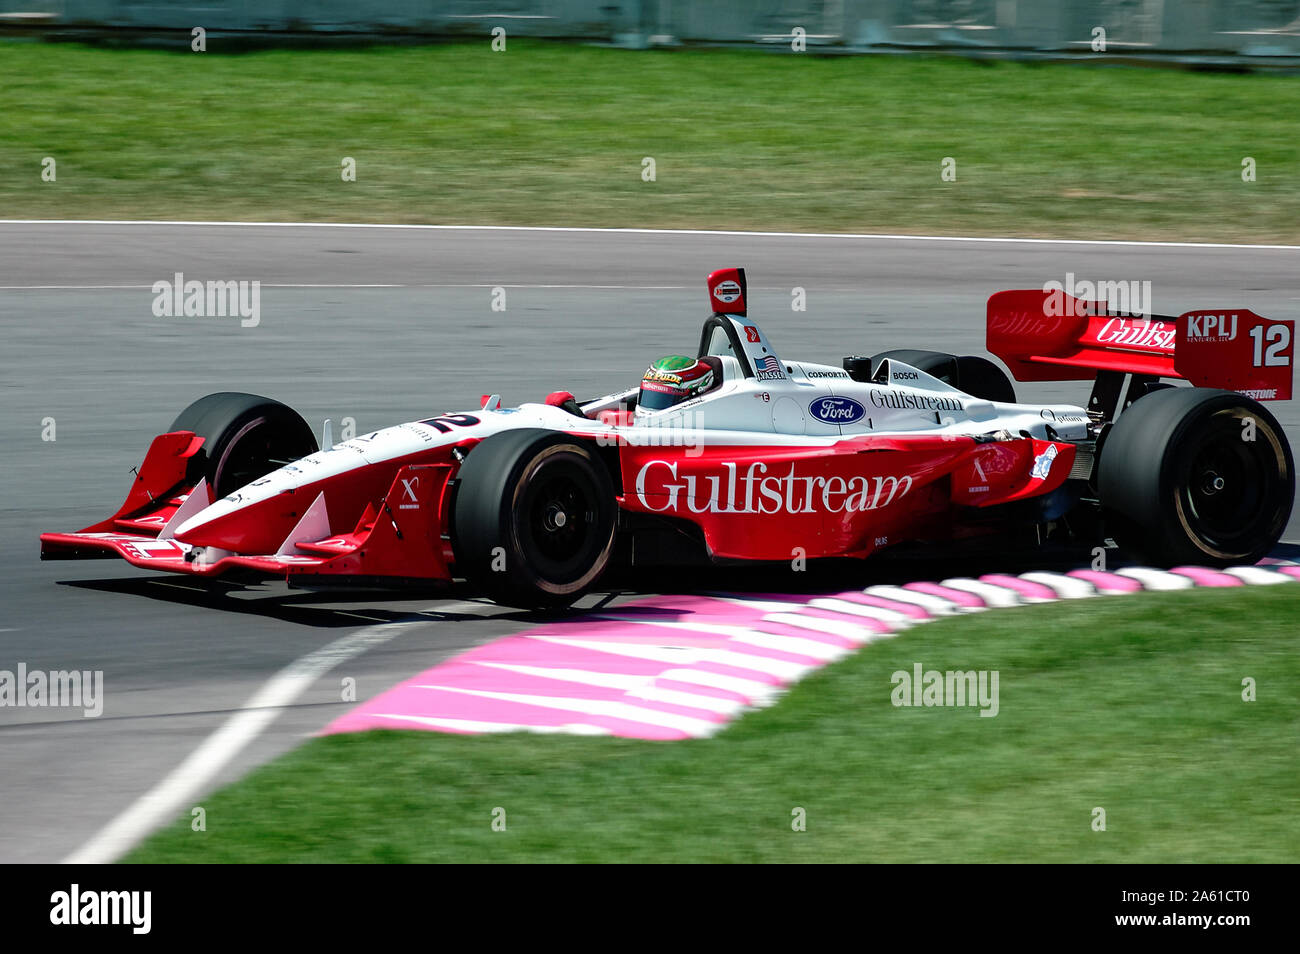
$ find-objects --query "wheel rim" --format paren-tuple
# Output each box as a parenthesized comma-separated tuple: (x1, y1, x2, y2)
(212, 416, 313, 498)
(515, 455, 607, 586)
(1174, 408, 1288, 558)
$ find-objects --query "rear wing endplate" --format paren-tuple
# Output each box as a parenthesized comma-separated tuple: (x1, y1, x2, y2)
(987, 289, 1294, 401)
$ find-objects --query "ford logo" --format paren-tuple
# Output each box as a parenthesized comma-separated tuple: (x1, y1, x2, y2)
(809, 396, 866, 425)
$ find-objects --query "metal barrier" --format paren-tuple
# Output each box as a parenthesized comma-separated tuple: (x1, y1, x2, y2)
(10, 1, 1300, 60)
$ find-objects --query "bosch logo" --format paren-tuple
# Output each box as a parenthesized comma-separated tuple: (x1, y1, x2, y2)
(892, 370, 919, 380)
(809, 396, 866, 425)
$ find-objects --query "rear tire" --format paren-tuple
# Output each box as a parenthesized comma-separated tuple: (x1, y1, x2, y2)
(871, 349, 1016, 403)
(452, 429, 617, 609)
(1098, 388, 1293, 567)
(170, 392, 318, 500)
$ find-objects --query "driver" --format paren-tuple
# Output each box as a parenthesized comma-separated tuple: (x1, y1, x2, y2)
(637, 355, 720, 415)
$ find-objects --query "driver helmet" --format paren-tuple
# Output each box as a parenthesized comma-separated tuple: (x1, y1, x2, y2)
(637, 355, 717, 415)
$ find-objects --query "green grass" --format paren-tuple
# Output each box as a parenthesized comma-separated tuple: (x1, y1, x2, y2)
(3, 40, 1299, 239)
(126, 586, 1300, 863)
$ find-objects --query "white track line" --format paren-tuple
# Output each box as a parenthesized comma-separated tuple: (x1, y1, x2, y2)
(62, 615, 435, 864)
(2, 220, 1299, 250)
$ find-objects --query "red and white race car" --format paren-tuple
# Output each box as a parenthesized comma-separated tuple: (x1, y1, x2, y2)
(41, 268, 1295, 607)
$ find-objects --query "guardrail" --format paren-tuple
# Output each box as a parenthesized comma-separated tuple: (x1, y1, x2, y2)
(6, 1, 1300, 61)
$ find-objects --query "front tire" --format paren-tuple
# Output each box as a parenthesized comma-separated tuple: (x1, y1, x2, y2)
(452, 429, 617, 609)
(1098, 387, 1294, 567)
(170, 392, 318, 500)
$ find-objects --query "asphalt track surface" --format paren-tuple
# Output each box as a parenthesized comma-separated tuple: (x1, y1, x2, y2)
(2, 222, 1298, 862)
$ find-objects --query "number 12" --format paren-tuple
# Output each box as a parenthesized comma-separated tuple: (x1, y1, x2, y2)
(1249, 324, 1291, 367)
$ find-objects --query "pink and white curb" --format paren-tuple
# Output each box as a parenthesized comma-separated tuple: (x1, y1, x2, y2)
(324, 560, 1298, 741)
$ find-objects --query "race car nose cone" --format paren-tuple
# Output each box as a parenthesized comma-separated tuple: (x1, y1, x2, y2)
(174, 491, 316, 555)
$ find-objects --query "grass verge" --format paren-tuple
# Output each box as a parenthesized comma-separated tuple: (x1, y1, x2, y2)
(3, 41, 1299, 240)
(125, 585, 1300, 862)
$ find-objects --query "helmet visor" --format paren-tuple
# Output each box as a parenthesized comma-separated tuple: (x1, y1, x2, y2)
(639, 382, 688, 411)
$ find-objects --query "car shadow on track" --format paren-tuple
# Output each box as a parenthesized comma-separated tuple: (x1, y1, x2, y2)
(54, 540, 1300, 628)
(56, 576, 527, 629)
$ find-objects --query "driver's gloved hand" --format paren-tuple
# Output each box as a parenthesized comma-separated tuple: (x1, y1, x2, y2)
(544, 390, 588, 419)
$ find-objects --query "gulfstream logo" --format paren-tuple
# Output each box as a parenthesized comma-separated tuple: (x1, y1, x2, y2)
(868, 390, 963, 412)
(50, 885, 151, 934)
(634, 460, 912, 515)
(1095, 317, 1176, 351)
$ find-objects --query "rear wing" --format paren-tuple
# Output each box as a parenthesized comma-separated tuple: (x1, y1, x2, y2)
(987, 289, 1294, 401)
